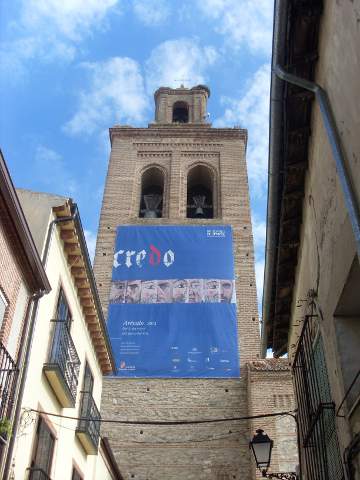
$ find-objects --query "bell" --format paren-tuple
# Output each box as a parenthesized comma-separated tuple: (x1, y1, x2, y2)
(144, 210, 158, 218)
(193, 195, 206, 218)
(195, 206, 204, 217)
(144, 193, 162, 218)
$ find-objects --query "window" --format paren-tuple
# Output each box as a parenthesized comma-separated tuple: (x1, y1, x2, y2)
(139, 167, 164, 218)
(78, 361, 95, 428)
(83, 361, 94, 394)
(172, 101, 189, 123)
(30, 417, 55, 478)
(77, 361, 101, 451)
(0, 289, 8, 329)
(293, 314, 344, 480)
(71, 467, 83, 480)
(187, 165, 214, 218)
(55, 288, 71, 328)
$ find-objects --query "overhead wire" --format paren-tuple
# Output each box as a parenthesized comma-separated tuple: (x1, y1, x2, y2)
(26, 407, 296, 426)
(27, 410, 288, 445)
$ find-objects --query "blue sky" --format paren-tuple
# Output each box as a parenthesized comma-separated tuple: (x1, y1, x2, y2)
(0, 0, 273, 312)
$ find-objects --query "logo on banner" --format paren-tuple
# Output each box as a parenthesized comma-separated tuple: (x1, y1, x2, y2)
(206, 229, 226, 237)
(114, 244, 175, 269)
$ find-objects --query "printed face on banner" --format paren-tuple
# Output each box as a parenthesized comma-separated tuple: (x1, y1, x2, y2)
(107, 225, 240, 378)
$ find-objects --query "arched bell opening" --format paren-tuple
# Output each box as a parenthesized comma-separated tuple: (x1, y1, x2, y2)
(139, 167, 164, 218)
(187, 165, 214, 219)
(172, 101, 189, 123)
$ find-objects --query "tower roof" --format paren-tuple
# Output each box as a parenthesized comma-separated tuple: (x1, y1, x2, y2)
(154, 84, 210, 100)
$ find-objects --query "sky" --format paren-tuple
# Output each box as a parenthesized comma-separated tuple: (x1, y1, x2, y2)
(0, 0, 273, 314)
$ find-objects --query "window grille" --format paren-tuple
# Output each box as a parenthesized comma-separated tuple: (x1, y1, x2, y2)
(293, 314, 344, 480)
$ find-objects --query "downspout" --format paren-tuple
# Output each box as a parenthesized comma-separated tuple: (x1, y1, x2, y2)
(3, 208, 78, 480)
(261, 0, 288, 357)
(273, 65, 360, 260)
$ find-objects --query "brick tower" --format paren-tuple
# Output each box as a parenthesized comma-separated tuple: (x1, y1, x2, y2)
(94, 85, 261, 479)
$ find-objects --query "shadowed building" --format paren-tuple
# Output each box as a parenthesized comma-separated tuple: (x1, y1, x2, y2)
(262, 0, 360, 479)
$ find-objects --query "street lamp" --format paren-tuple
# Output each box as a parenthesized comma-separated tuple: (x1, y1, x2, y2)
(249, 429, 297, 479)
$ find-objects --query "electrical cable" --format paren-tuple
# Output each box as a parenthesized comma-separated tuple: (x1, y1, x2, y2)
(26, 407, 297, 426)
(32, 416, 284, 446)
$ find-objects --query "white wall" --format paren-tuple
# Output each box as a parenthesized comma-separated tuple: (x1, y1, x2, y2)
(11, 216, 104, 480)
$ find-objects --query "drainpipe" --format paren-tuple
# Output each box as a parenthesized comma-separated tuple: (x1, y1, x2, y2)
(3, 208, 78, 480)
(274, 65, 360, 260)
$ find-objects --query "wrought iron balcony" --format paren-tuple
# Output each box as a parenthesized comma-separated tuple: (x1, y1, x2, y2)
(27, 466, 52, 480)
(43, 320, 80, 408)
(76, 390, 101, 454)
(0, 342, 18, 421)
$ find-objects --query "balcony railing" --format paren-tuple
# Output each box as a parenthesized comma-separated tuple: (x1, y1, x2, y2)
(293, 314, 344, 480)
(0, 342, 18, 421)
(27, 466, 52, 480)
(76, 390, 101, 454)
(43, 320, 80, 408)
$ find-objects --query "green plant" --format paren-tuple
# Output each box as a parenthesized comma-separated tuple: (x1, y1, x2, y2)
(0, 418, 12, 438)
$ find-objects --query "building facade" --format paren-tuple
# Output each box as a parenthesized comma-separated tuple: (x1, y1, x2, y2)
(0, 152, 51, 478)
(94, 85, 297, 479)
(262, 0, 360, 479)
(3, 190, 119, 480)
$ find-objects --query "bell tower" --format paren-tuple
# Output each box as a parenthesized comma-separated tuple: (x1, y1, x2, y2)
(94, 85, 261, 479)
(154, 85, 210, 124)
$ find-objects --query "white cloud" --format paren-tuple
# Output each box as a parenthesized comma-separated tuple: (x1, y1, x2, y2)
(145, 39, 218, 94)
(196, 0, 273, 55)
(215, 63, 270, 198)
(252, 215, 267, 308)
(133, 0, 170, 26)
(34, 145, 78, 196)
(21, 0, 119, 43)
(84, 229, 97, 263)
(1, 0, 120, 78)
(64, 57, 148, 136)
(255, 259, 265, 309)
(252, 217, 267, 251)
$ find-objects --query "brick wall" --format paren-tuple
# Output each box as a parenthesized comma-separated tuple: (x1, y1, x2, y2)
(247, 360, 298, 478)
(94, 125, 263, 479)
(94, 122, 298, 479)
(0, 196, 29, 354)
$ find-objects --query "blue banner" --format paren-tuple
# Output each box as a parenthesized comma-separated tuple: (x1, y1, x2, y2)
(107, 225, 240, 377)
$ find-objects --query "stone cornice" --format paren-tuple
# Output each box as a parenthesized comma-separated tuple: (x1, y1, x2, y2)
(109, 125, 248, 145)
